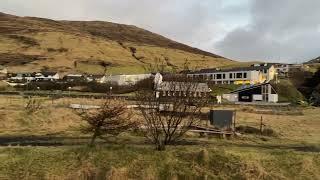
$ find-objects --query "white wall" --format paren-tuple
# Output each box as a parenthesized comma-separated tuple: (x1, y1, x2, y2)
(103, 74, 152, 85)
(268, 94, 278, 103)
(222, 94, 238, 102)
(188, 70, 261, 84)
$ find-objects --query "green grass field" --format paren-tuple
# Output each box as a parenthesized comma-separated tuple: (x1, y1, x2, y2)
(0, 96, 319, 179)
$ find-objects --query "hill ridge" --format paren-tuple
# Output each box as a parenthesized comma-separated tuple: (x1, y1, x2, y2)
(0, 12, 235, 74)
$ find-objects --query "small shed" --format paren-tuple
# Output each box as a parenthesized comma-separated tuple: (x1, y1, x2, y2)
(209, 110, 235, 130)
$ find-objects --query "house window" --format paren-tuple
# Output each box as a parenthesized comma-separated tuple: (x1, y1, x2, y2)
(242, 96, 250, 100)
(216, 74, 222, 79)
(210, 74, 214, 80)
(223, 74, 226, 79)
(243, 73, 247, 78)
(236, 73, 243, 78)
(229, 73, 233, 79)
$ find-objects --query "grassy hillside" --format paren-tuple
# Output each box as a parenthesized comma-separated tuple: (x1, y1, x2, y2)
(272, 80, 306, 103)
(0, 12, 237, 74)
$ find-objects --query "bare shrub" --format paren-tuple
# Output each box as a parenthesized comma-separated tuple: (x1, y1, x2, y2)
(25, 97, 42, 113)
(136, 76, 209, 151)
(78, 99, 136, 146)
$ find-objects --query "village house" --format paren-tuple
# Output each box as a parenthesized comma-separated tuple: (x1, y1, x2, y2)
(34, 72, 60, 81)
(153, 73, 211, 98)
(0, 66, 8, 80)
(222, 83, 278, 103)
(7, 72, 35, 82)
(63, 74, 87, 82)
(187, 64, 276, 85)
(273, 63, 309, 78)
(86, 74, 105, 83)
(155, 81, 212, 98)
(100, 74, 152, 85)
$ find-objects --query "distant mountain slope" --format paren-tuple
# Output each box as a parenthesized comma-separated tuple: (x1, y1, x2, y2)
(63, 21, 223, 58)
(0, 12, 235, 74)
(305, 56, 320, 64)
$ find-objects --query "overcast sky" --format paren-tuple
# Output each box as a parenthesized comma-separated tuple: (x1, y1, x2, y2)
(1, 0, 319, 63)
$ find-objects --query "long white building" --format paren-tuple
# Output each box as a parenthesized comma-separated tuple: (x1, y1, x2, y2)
(187, 64, 276, 85)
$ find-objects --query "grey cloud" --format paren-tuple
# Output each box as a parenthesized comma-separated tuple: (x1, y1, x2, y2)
(216, 0, 320, 62)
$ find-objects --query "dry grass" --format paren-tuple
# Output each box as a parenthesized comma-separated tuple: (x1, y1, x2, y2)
(0, 96, 319, 179)
(1, 32, 237, 74)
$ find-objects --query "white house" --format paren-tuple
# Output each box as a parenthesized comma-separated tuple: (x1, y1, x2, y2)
(100, 74, 152, 85)
(86, 75, 105, 82)
(273, 63, 308, 78)
(7, 72, 35, 82)
(34, 72, 60, 81)
(0, 66, 8, 80)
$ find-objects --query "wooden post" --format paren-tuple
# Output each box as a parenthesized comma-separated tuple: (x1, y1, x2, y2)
(233, 110, 236, 133)
(260, 116, 263, 135)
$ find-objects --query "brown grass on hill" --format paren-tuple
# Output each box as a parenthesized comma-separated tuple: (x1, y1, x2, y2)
(0, 12, 238, 74)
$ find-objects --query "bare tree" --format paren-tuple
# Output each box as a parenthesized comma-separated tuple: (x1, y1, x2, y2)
(78, 100, 135, 146)
(143, 57, 167, 73)
(25, 96, 42, 114)
(136, 76, 209, 150)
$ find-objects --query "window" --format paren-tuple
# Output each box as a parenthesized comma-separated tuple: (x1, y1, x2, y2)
(229, 73, 233, 79)
(243, 72, 247, 78)
(242, 96, 250, 100)
(223, 74, 226, 79)
(210, 74, 214, 80)
(236, 73, 242, 78)
(216, 74, 222, 79)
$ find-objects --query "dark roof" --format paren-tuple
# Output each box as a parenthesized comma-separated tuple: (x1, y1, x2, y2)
(39, 72, 58, 76)
(190, 64, 273, 74)
(230, 82, 276, 93)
